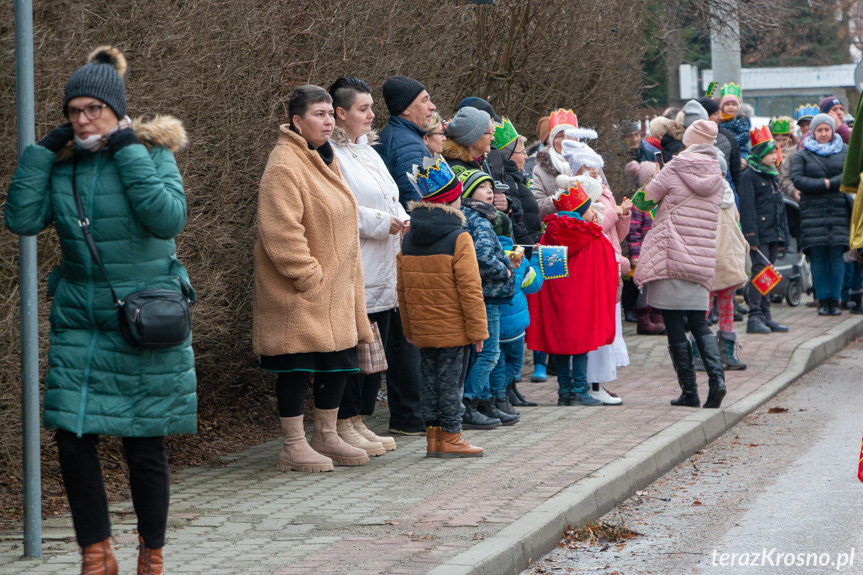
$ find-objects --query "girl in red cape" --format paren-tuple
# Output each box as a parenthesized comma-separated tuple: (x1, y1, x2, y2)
(526, 182, 619, 406)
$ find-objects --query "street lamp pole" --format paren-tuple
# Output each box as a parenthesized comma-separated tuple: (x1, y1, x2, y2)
(14, 0, 42, 558)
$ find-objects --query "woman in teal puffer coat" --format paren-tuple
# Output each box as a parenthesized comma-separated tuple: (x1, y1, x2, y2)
(4, 46, 194, 575)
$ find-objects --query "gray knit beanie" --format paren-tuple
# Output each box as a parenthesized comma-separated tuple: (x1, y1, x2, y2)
(682, 100, 708, 128)
(446, 107, 491, 147)
(63, 46, 128, 119)
(809, 113, 836, 135)
(382, 75, 426, 117)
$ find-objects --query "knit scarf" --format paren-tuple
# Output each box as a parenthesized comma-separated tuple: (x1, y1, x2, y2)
(720, 111, 735, 122)
(803, 133, 843, 157)
(748, 140, 779, 177)
(75, 115, 132, 151)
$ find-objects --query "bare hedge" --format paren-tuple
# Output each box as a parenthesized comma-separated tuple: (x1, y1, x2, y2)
(0, 0, 646, 512)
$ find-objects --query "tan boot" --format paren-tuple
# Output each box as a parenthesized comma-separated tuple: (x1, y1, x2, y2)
(337, 417, 386, 456)
(438, 431, 483, 458)
(136, 536, 163, 575)
(426, 426, 442, 458)
(352, 416, 397, 451)
(81, 538, 118, 575)
(278, 416, 334, 472)
(310, 408, 370, 466)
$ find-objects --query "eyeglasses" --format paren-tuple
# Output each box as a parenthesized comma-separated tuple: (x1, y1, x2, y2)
(512, 149, 527, 156)
(68, 104, 108, 121)
(484, 131, 495, 137)
(427, 131, 446, 137)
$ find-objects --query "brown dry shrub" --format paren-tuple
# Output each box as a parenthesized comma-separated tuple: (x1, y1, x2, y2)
(0, 0, 646, 522)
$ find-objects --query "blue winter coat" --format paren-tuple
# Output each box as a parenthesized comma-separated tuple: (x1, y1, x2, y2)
(374, 116, 432, 209)
(497, 236, 543, 341)
(462, 201, 515, 304)
(4, 117, 197, 438)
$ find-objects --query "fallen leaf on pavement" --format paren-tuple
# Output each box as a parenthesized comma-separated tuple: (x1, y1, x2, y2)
(768, 407, 788, 413)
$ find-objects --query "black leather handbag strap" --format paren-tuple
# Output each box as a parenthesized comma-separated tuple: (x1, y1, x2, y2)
(71, 158, 124, 307)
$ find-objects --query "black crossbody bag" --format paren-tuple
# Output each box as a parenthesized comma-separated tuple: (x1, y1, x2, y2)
(72, 158, 192, 349)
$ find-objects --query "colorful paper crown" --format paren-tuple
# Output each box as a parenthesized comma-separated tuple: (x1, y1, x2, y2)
(769, 116, 792, 135)
(492, 117, 519, 151)
(749, 126, 774, 148)
(795, 104, 820, 122)
(407, 157, 461, 203)
(720, 83, 742, 100)
(552, 182, 591, 214)
(704, 81, 718, 98)
(549, 108, 579, 133)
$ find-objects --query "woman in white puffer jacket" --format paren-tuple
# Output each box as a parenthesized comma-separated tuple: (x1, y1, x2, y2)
(329, 77, 409, 454)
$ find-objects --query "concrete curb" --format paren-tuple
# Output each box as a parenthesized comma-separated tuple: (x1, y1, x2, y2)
(428, 316, 863, 575)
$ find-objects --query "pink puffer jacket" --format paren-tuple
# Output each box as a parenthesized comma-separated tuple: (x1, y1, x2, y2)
(634, 145, 725, 290)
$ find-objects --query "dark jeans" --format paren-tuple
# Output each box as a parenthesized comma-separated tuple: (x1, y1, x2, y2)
(808, 244, 846, 301)
(420, 345, 471, 434)
(660, 309, 713, 346)
(339, 309, 392, 420)
(842, 261, 863, 300)
(56, 430, 169, 549)
(555, 353, 588, 394)
(746, 243, 780, 321)
(277, 371, 348, 417)
(385, 308, 424, 430)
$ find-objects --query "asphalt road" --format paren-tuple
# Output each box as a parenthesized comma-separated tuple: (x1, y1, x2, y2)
(523, 339, 863, 574)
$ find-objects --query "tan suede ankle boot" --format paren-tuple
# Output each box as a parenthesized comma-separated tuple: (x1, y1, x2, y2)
(438, 431, 483, 458)
(426, 426, 442, 458)
(310, 408, 369, 466)
(136, 536, 163, 575)
(352, 415, 397, 451)
(278, 416, 334, 472)
(337, 417, 386, 456)
(81, 538, 118, 575)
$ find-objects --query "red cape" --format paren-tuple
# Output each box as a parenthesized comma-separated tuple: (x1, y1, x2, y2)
(526, 215, 618, 355)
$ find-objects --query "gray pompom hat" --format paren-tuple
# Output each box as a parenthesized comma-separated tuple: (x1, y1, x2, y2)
(63, 46, 128, 119)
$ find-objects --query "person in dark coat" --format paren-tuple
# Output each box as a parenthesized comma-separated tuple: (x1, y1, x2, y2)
(456, 98, 529, 239)
(373, 75, 435, 435)
(699, 97, 742, 190)
(493, 122, 542, 244)
(374, 75, 437, 209)
(791, 113, 850, 316)
(738, 130, 790, 334)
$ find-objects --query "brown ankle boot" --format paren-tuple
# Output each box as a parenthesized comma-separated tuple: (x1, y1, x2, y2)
(636, 307, 665, 335)
(137, 536, 163, 575)
(310, 408, 369, 466)
(278, 416, 334, 472)
(81, 538, 118, 575)
(438, 431, 483, 458)
(336, 417, 386, 456)
(425, 426, 442, 457)
(352, 416, 397, 451)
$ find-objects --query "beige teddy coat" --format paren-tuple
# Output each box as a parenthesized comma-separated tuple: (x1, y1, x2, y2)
(253, 126, 374, 356)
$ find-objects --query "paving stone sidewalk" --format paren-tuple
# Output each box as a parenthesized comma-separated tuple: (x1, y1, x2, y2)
(0, 301, 856, 574)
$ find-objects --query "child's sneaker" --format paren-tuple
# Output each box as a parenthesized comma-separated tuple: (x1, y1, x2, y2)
(571, 392, 603, 406)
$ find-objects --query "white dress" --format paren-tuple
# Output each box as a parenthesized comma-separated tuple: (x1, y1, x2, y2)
(585, 303, 630, 383)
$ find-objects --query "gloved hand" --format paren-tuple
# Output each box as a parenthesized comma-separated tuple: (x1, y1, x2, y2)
(37, 122, 74, 153)
(107, 128, 141, 156)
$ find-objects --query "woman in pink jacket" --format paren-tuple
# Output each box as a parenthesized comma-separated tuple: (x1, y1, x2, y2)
(634, 120, 727, 409)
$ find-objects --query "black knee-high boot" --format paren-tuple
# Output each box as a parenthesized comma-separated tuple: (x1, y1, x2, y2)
(668, 342, 700, 407)
(694, 334, 726, 408)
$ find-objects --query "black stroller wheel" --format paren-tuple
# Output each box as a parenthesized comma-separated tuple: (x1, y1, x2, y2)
(786, 280, 802, 307)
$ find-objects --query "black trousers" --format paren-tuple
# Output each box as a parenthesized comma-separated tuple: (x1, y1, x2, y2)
(277, 371, 348, 417)
(338, 309, 392, 420)
(746, 243, 780, 321)
(56, 430, 169, 549)
(385, 308, 425, 430)
(661, 309, 713, 346)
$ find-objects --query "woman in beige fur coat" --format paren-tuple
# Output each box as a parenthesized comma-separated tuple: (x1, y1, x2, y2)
(253, 85, 374, 473)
